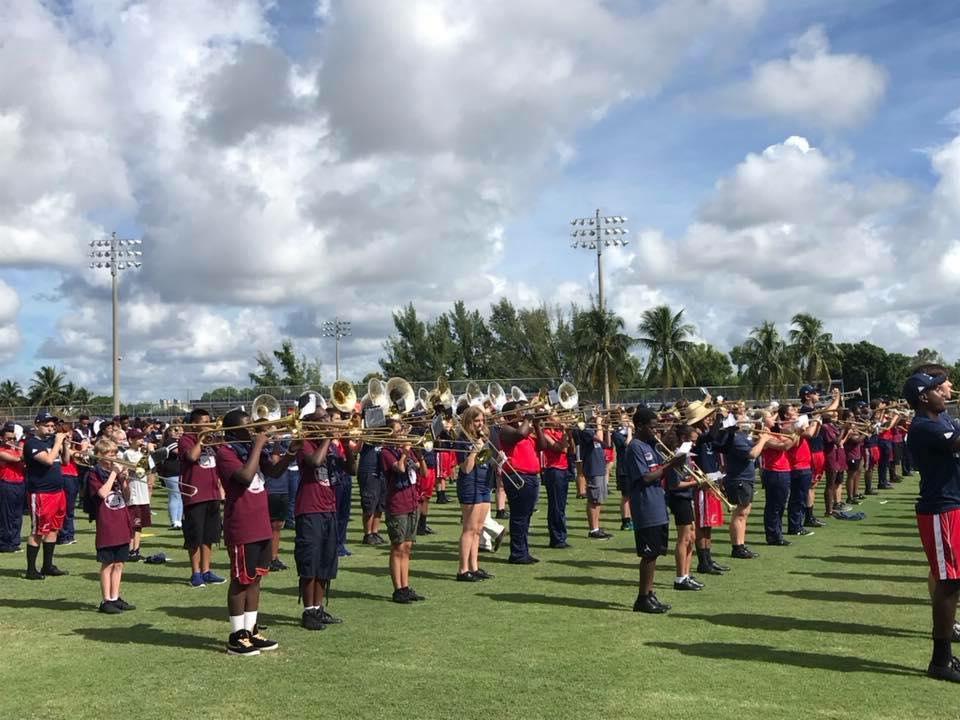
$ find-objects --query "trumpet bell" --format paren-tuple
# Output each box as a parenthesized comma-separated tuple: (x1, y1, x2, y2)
(386, 377, 416, 414)
(331, 380, 357, 414)
(252, 394, 281, 422)
(557, 381, 578, 410)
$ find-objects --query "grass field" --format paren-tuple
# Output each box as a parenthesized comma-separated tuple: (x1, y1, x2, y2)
(0, 479, 953, 720)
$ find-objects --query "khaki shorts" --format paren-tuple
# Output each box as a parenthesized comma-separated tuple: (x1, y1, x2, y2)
(385, 510, 420, 545)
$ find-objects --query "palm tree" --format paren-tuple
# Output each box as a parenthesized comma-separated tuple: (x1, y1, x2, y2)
(571, 306, 635, 398)
(741, 321, 797, 399)
(28, 366, 67, 408)
(0, 379, 24, 414)
(788, 313, 839, 384)
(636, 305, 696, 392)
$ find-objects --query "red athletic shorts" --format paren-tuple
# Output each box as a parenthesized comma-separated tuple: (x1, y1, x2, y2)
(694, 489, 725, 528)
(30, 491, 66, 536)
(868, 446, 880, 469)
(419, 467, 437, 501)
(811, 451, 826, 483)
(918, 509, 960, 580)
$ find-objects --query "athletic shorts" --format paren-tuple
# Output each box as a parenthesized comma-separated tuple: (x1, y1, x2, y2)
(616, 473, 629, 494)
(228, 539, 271, 586)
(811, 451, 826, 482)
(419, 467, 437, 501)
(127, 504, 152, 530)
(182, 500, 221, 549)
(386, 510, 420, 545)
(294, 512, 338, 580)
(96, 543, 130, 565)
(724, 479, 755, 507)
(667, 494, 695, 525)
(267, 494, 289, 522)
(868, 446, 880, 469)
(358, 471, 387, 515)
(30, 491, 66, 536)
(633, 523, 669, 559)
(586, 475, 609, 504)
(694, 489, 725, 528)
(847, 456, 862, 470)
(918, 509, 960, 580)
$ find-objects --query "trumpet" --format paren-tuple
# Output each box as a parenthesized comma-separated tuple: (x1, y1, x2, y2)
(654, 438, 735, 512)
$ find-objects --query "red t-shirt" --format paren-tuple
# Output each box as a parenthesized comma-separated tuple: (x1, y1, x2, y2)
(0, 447, 25, 483)
(295, 440, 337, 516)
(178, 434, 221, 505)
(380, 446, 420, 515)
(216, 445, 271, 546)
(762, 445, 791, 472)
(787, 436, 812, 470)
(540, 429, 569, 470)
(61, 458, 79, 478)
(87, 467, 133, 549)
(501, 433, 540, 474)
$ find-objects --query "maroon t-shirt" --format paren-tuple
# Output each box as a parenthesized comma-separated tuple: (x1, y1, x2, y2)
(87, 467, 133, 549)
(295, 439, 337, 516)
(216, 445, 271, 546)
(178, 434, 221, 505)
(380, 446, 420, 515)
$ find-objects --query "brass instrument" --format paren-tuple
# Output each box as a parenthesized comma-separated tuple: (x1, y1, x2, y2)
(330, 380, 357, 414)
(386, 377, 417, 414)
(654, 438, 735, 512)
(487, 382, 507, 411)
(251, 394, 282, 421)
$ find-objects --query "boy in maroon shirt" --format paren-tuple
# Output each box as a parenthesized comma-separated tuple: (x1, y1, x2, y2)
(86, 437, 135, 614)
(179, 409, 226, 588)
(215, 409, 298, 656)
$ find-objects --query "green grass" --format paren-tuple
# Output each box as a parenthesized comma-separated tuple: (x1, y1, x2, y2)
(0, 480, 952, 720)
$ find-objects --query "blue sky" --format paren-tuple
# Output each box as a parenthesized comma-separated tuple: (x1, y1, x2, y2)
(2, 0, 960, 400)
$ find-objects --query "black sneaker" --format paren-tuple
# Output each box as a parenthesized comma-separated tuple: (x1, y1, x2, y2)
(865, 489, 879, 495)
(805, 517, 826, 528)
(508, 555, 539, 564)
(128, 550, 142, 563)
(98, 600, 122, 614)
(633, 593, 668, 614)
(301, 609, 327, 630)
(25, 569, 45, 580)
(650, 593, 672, 611)
(283, 520, 296, 530)
(41, 565, 68, 577)
(673, 577, 704, 591)
(495, 509, 509, 520)
(372, 533, 386, 545)
(710, 560, 731, 572)
(226, 630, 261, 656)
(791, 528, 814, 537)
(473, 568, 494, 579)
(766, 538, 792, 546)
(732, 546, 759, 559)
(268, 558, 287, 571)
(928, 656, 960, 683)
(456, 571, 479, 582)
(114, 597, 136, 611)
(392, 588, 413, 604)
(588, 530, 612, 539)
(361, 534, 377, 545)
(249, 626, 278, 651)
(406, 587, 426, 601)
(549, 541, 572, 549)
(318, 608, 342, 624)
(696, 564, 724, 576)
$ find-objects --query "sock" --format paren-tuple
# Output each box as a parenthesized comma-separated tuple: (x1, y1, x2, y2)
(675, 576, 686, 584)
(108, 595, 118, 602)
(306, 605, 318, 611)
(229, 615, 244, 633)
(41, 541, 55, 570)
(417, 514, 425, 532)
(933, 638, 952, 667)
(243, 610, 258, 632)
(696, 548, 708, 567)
(705, 548, 714, 565)
(26, 544, 39, 572)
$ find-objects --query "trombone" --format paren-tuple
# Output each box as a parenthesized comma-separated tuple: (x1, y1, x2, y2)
(654, 437, 735, 512)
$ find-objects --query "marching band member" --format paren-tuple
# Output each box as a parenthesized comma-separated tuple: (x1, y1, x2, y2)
(327, 415, 354, 557)
(358, 433, 386, 545)
(0, 423, 25, 553)
(435, 410, 456, 505)
(841, 409, 864, 508)
(24, 411, 71, 580)
(380, 415, 429, 603)
(417, 432, 438, 537)
(763, 409, 800, 546)
(179, 408, 226, 588)
(624, 407, 686, 613)
(782, 404, 821, 537)
(497, 401, 542, 564)
(86, 437, 135, 614)
(797, 386, 833, 528)
(819, 412, 847, 519)
(611, 410, 634, 531)
(155, 422, 184, 529)
(861, 403, 880, 495)
(123, 429, 151, 562)
(456, 406, 494, 580)
(684, 402, 728, 575)
(663, 425, 702, 591)
(295, 411, 343, 630)
(719, 418, 770, 559)
(538, 409, 572, 549)
(57, 420, 80, 546)
(578, 412, 613, 539)
(265, 438, 291, 571)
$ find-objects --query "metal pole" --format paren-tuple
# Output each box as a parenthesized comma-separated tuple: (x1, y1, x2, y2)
(335, 317, 341, 380)
(865, 369, 871, 404)
(111, 235, 120, 416)
(596, 208, 610, 409)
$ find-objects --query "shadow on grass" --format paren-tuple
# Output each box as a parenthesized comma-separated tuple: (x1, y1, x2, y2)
(768, 589, 926, 606)
(788, 570, 922, 584)
(81, 571, 186, 587)
(477, 591, 628, 611)
(859, 531, 921, 539)
(670, 612, 926, 638)
(646, 641, 920, 676)
(837, 544, 922, 553)
(266, 585, 390, 603)
(0, 597, 91, 612)
(70, 623, 223, 652)
(796, 555, 928, 567)
(543, 559, 640, 571)
(341, 565, 454, 581)
(537, 574, 634, 588)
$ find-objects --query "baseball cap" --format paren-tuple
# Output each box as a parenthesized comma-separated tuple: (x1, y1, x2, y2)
(903, 372, 947, 407)
(798, 384, 817, 398)
(35, 411, 59, 425)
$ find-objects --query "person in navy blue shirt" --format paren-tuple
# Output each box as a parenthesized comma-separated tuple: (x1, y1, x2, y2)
(905, 372, 960, 683)
(623, 407, 686, 614)
(23, 411, 72, 580)
(719, 422, 779, 560)
(579, 415, 612, 539)
(611, 411, 634, 531)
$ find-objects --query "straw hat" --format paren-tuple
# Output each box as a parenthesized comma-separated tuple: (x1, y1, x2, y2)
(682, 400, 717, 427)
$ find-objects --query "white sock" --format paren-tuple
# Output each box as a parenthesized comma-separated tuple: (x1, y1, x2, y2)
(107, 596, 118, 602)
(675, 576, 687, 584)
(590, 527, 600, 533)
(229, 615, 244, 633)
(306, 605, 318, 611)
(243, 610, 258, 632)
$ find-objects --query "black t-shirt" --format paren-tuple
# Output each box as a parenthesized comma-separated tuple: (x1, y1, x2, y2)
(908, 415, 960, 515)
(357, 442, 380, 475)
(24, 435, 65, 493)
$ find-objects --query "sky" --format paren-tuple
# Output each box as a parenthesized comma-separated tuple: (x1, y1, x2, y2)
(2, 0, 960, 401)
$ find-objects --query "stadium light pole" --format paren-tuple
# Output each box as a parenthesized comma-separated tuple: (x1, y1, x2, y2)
(321, 317, 352, 380)
(89, 232, 143, 416)
(569, 209, 629, 408)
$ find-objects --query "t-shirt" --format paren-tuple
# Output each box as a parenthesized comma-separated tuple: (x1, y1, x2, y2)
(455, 433, 491, 487)
(540, 428, 568, 471)
(357, 442, 381, 475)
(178, 434, 221, 505)
(666, 464, 693, 499)
(327, 440, 350, 480)
(623, 439, 669, 529)
(380, 446, 420, 515)
(787, 435, 812, 471)
(295, 439, 337, 515)
(0, 446, 25, 483)
(578, 427, 607, 477)
(721, 431, 756, 484)
(908, 414, 960, 515)
(263, 442, 289, 495)
(216, 445, 271, 546)
(799, 405, 824, 453)
(501, 433, 540, 475)
(693, 433, 720, 475)
(87, 466, 133, 549)
(843, 434, 862, 461)
(761, 444, 791, 473)
(123, 448, 150, 506)
(24, 435, 65, 493)
(612, 428, 630, 479)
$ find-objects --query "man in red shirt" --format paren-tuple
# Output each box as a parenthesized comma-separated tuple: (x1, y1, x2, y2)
(179, 409, 226, 588)
(0, 423, 25, 553)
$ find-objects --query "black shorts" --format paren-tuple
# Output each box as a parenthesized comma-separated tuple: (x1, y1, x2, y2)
(358, 471, 386, 515)
(267, 494, 289, 522)
(182, 500, 222, 549)
(723, 480, 755, 507)
(667, 494, 695, 525)
(633, 523, 669, 559)
(96, 543, 130, 564)
(294, 513, 339, 580)
(616, 473, 629, 494)
(228, 539, 271, 586)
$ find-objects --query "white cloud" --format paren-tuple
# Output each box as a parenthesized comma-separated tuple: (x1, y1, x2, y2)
(0, 281, 21, 361)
